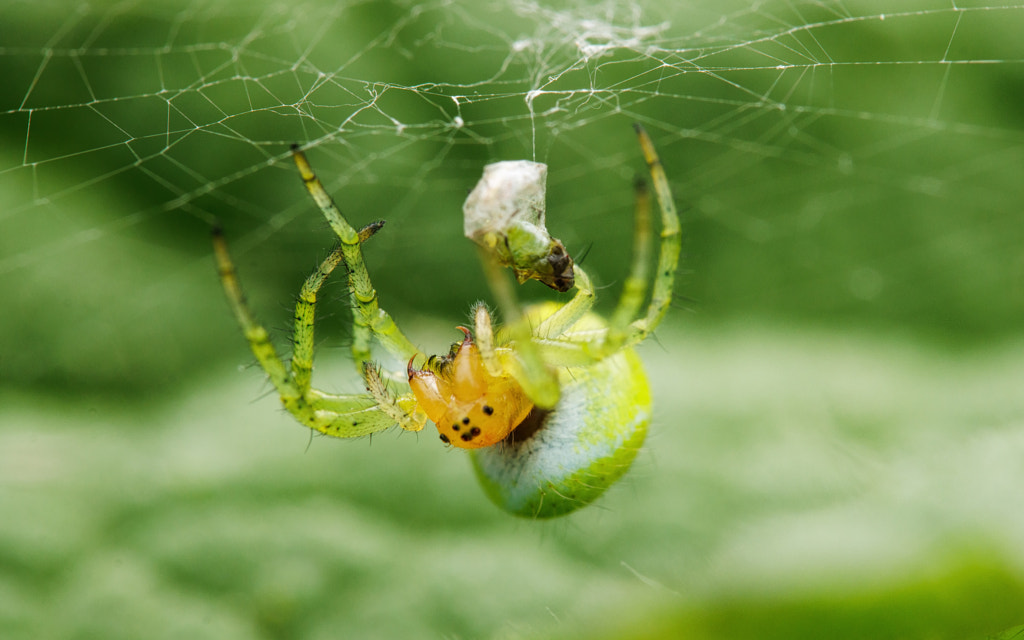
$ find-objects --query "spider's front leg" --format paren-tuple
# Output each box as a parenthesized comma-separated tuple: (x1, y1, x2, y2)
(213, 227, 423, 437)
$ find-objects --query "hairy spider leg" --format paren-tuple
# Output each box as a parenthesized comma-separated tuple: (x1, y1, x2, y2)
(213, 227, 424, 437)
(471, 302, 539, 389)
(290, 243, 344, 392)
(471, 125, 680, 403)
(603, 174, 652, 350)
(525, 124, 679, 361)
(213, 225, 295, 397)
(625, 122, 682, 344)
(292, 221, 386, 391)
(532, 263, 595, 340)
(471, 302, 501, 377)
(291, 145, 419, 372)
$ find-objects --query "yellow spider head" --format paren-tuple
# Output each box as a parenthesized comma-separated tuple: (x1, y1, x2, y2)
(407, 327, 534, 449)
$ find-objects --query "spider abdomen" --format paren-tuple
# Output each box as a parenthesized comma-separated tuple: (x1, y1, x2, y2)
(470, 346, 651, 518)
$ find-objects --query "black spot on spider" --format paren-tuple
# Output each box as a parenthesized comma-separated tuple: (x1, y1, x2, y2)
(482, 405, 494, 416)
(439, 433, 450, 444)
(452, 423, 460, 432)
(462, 417, 470, 425)
(460, 432, 473, 442)
(470, 427, 481, 437)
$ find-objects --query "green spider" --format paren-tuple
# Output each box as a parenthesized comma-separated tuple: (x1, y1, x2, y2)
(213, 124, 680, 518)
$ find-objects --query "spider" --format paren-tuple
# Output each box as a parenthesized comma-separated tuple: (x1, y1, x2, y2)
(212, 124, 680, 518)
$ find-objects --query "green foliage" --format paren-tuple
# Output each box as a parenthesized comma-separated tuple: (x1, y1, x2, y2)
(2, 327, 1024, 638)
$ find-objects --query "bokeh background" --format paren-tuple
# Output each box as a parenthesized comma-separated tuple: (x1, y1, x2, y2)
(2, 0, 1024, 638)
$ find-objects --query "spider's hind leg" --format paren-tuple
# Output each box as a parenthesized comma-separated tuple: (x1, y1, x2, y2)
(291, 146, 420, 372)
(214, 226, 422, 439)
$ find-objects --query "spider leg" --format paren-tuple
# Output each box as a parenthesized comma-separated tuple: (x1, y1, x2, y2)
(603, 174, 653, 350)
(213, 226, 411, 438)
(213, 225, 296, 398)
(300, 390, 403, 437)
(290, 222, 388, 392)
(291, 145, 419, 370)
(528, 126, 677, 360)
(471, 303, 502, 377)
(291, 244, 345, 393)
(472, 301, 560, 384)
(532, 263, 595, 339)
(361, 362, 427, 432)
(622, 123, 682, 344)
(528, 125, 677, 355)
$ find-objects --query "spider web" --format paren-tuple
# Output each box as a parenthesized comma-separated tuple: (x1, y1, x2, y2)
(4, 3, 1024, 638)
(1, 0, 1023, 391)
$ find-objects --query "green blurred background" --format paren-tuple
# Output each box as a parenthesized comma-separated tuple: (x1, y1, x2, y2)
(2, 0, 1024, 638)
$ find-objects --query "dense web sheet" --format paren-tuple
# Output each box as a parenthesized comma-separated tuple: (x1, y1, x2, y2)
(1, 0, 1023, 389)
